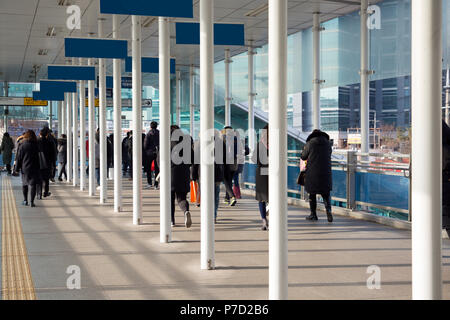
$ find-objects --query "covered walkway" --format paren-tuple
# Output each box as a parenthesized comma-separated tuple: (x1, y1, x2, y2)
(2, 175, 450, 300)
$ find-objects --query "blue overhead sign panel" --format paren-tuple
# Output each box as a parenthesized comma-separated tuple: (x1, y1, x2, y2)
(33, 91, 65, 101)
(125, 57, 176, 74)
(48, 65, 96, 81)
(65, 38, 128, 59)
(100, 0, 193, 18)
(40, 80, 77, 93)
(175, 23, 245, 46)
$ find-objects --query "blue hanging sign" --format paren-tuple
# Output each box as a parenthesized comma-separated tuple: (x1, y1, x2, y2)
(100, 0, 194, 18)
(65, 38, 128, 59)
(124, 57, 176, 74)
(48, 65, 96, 81)
(40, 80, 77, 93)
(175, 23, 245, 46)
(33, 91, 65, 101)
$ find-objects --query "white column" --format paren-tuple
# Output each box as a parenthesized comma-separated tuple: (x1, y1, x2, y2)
(98, 18, 107, 203)
(189, 65, 195, 137)
(200, 0, 215, 270)
(159, 17, 172, 243)
(79, 58, 86, 191)
(176, 70, 181, 126)
(73, 60, 79, 187)
(248, 41, 256, 158)
(113, 14, 123, 212)
(312, 12, 321, 130)
(446, 68, 450, 125)
(224, 48, 231, 127)
(132, 15, 143, 225)
(268, 0, 288, 300)
(66, 85, 73, 183)
(57, 101, 62, 138)
(49, 102, 53, 130)
(360, 0, 370, 154)
(411, 0, 442, 300)
(88, 58, 96, 196)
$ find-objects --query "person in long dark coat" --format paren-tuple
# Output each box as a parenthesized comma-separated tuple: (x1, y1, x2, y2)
(37, 127, 56, 198)
(57, 134, 67, 181)
(254, 125, 269, 230)
(14, 130, 41, 207)
(301, 129, 333, 222)
(122, 131, 131, 176)
(162, 125, 193, 228)
(47, 129, 57, 181)
(1, 132, 14, 174)
(144, 122, 160, 189)
(443, 120, 450, 235)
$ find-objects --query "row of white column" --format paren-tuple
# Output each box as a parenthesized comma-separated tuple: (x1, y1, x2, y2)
(56, 0, 443, 300)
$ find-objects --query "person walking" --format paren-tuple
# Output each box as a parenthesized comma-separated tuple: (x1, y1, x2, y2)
(1, 132, 15, 175)
(14, 130, 41, 207)
(37, 127, 56, 199)
(165, 125, 193, 228)
(222, 126, 238, 206)
(301, 129, 333, 222)
(254, 125, 269, 230)
(95, 131, 101, 188)
(144, 121, 160, 189)
(122, 131, 131, 177)
(47, 129, 57, 182)
(57, 134, 68, 181)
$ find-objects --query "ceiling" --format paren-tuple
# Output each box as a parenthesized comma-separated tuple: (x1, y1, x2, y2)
(0, 0, 366, 84)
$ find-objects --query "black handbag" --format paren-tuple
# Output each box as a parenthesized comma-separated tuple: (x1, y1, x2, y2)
(297, 170, 306, 186)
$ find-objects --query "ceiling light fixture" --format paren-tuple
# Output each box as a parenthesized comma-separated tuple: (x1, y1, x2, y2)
(38, 49, 49, 56)
(46, 27, 56, 37)
(245, 4, 269, 17)
(57, 0, 71, 6)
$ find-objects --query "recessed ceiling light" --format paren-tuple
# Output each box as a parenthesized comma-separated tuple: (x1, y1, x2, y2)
(38, 49, 49, 56)
(57, 0, 71, 6)
(245, 4, 269, 17)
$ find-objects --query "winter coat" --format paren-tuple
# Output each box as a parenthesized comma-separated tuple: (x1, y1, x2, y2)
(1, 135, 14, 165)
(95, 141, 100, 169)
(122, 137, 130, 163)
(144, 129, 160, 158)
(47, 134, 58, 166)
(15, 139, 42, 186)
(107, 136, 113, 167)
(169, 132, 194, 194)
(57, 138, 67, 164)
(301, 130, 333, 195)
(38, 136, 57, 180)
(254, 141, 269, 202)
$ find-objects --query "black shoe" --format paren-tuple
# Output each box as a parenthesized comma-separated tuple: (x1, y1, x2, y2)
(326, 211, 333, 223)
(22, 200, 28, 206)
(261, 218, 268, 231)
(58, 177, 63, 182)
(43, 192, 52, 198)
(30, 202, 36, 207)
(306, 214, 318, 221)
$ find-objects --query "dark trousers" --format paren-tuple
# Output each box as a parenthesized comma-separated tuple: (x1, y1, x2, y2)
(40, 178, 50, 196)
(23, 185, 37, 203)
(223, 168, 236, 200)
(171, 190, 189, 223)
(6, 163, 11, 174)
(258, 201, 267, 220)
(59, 162, 67, 180)
(309, 193, 332, 215)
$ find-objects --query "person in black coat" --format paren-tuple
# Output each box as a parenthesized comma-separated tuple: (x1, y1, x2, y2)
(222, 126, 238, 206)
(106, 134, 113, 179)
(162, 125, 193, 228)
(301, 129, 333, 222)
(37, 127, 57, 199)
(443, 120, 450, 235)
(144, 122, 160, 189)
(47, 129, 57, 181)
(14, 130, 41, 207)
(253, 125, 269, 230)
(122, 131, 131, 176)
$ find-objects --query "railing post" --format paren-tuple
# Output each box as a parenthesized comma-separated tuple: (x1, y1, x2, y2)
(346, 150, 357, 210)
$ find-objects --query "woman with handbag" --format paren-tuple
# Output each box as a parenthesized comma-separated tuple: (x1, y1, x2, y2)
(14, 130, 41, 207)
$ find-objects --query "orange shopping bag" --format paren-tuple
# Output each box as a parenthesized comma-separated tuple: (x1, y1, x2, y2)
(190, 181, 200, 204)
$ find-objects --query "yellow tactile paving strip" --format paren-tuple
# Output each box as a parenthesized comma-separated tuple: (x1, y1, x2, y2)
(1, 176, 36, 300)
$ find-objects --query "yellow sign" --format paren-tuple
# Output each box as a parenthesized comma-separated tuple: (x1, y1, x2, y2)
(24, 97, 48, 106)
(85, 98, 100, 107)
